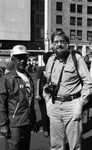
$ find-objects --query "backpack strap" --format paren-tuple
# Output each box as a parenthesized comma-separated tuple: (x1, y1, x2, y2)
(71, 50, 83, 86)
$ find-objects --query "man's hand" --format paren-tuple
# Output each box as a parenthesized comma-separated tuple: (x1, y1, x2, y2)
(35, 95, 41, 101)
(72, 99, 83, 121)
(30, 122, 39, 133)
(33, 123, 39, 133)
(0, 125, 10, 138)
(46, 98, 52, 111)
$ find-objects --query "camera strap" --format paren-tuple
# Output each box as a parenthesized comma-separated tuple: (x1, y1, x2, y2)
(48, 56, 65, 103)
(56, 64, 65, 91)
(51, 64, 65, 104)
(48, 56, 65, 87)
(48, 56, 57, 83)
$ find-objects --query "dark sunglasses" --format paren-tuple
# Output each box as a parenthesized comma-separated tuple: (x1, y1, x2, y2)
(14, 54, 28, 61)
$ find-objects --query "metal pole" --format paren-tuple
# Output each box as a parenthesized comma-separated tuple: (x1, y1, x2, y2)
(44, 0, 51, 53)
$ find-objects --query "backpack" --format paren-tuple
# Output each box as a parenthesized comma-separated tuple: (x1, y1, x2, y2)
(71, 50, 92, 110)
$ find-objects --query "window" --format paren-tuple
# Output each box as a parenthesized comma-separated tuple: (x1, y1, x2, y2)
(87, 18, 92, 26)
(77, 17, 82, 26)
(36, 14, 40, 24)
(70, 30, 76, 40)
(87, 31, 92, 41)
(70, 17, 76, 25)
(35, 14, 44, 25)
(56, 15, 62, 24)
(56, 28, 62, 32)
(77, 5, 82, 13)
(40, 28, 44, 38)
(77, 30, 82, 40)
(31, 0, 44, 42)
(35, 1, 39, 10)
(87, 6, 92, 14)
(40, 14, 44, 25)
(56, 2, 62, 11)
(35, 28, 40, 39)
(35, 27, 44, 40)
(36, 0, 44, 12)
(70, 4, 76, 12)
(39, 0, 44, 12)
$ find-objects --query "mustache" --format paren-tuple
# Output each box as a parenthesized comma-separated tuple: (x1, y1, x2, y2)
(56, 50, 70, 59)
(57, 45, 64, 49)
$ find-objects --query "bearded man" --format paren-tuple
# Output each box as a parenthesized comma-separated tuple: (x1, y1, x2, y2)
(43, 30, 92, 150)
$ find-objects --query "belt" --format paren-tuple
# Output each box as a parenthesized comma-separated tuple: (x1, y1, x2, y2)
(55, 92, 81, 102)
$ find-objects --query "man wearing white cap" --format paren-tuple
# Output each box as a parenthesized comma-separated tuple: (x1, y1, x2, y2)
(0, 45, 37, 150)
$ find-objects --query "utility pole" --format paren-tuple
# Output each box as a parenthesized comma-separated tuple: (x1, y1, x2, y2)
(44, 0, 51, 52)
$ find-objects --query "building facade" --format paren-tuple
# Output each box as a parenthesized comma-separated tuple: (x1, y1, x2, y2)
(50, 0, 92, 46)
(0, 0, 92, 50)
(31, 0, 92, 49)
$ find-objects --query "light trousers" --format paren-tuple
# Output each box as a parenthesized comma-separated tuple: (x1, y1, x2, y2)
(47, 99, 82, 150)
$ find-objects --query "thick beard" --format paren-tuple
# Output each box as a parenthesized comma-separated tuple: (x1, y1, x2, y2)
(56, 50, 70, 60)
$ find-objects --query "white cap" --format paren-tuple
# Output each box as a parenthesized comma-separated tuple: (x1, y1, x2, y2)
(11, 45, 27, 57)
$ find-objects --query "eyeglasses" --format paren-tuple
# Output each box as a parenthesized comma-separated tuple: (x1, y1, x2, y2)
(53, 40, 66, 45)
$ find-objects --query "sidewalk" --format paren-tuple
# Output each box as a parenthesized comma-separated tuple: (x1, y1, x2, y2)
(30, 130, 50, 150)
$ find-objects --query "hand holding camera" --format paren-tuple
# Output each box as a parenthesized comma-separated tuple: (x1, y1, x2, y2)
(45, 83, 58, 103)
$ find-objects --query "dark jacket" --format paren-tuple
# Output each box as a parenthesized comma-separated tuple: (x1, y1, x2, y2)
(0, 69, 36, 127)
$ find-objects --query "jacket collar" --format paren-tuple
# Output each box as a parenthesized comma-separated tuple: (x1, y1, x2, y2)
(9, 68, 30, 78)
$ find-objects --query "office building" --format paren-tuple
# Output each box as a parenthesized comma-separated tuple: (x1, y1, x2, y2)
(0, 0, 92, 50)
(32, 0, 92, 50)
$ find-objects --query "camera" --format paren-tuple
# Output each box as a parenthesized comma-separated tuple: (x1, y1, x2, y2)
(45, 83, 57, 95)
(45, 83, 58, 104)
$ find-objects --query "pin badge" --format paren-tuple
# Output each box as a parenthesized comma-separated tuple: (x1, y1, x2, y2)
(20, 84, 24, 88)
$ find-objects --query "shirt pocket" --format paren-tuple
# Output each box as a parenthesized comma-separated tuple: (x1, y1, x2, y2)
(63, 65, 76, 81)
(64, 65, 75, 73)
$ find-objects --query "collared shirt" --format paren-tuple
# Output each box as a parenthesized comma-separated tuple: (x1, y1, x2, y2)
(45, 53, 92, 102)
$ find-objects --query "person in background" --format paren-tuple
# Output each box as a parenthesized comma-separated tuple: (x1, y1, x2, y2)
(5, 60, 15, 74)
(35, 52, 53, 137)
(32, 58, 36, 72)
(43, 30, 92, 150)
(0, 67, 4, 77)
(26, 58, 33, 72)
(0, 45, 38, 150)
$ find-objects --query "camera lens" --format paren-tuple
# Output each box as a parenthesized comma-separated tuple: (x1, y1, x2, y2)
(45, 87, 50, 94)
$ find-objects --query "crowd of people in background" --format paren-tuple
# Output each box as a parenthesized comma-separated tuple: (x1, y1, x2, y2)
(0, 30, 92, 150)
(27, 57, 37, 73)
